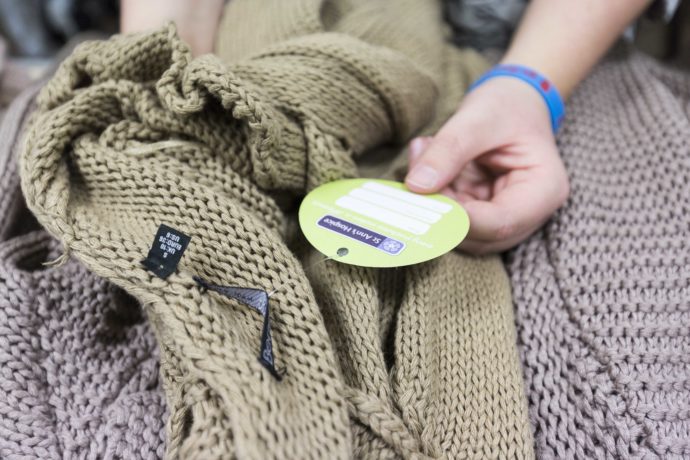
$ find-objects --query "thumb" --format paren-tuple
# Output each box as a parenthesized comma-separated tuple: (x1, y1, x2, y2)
(408, 136, 433, 169)
(405, 112, 492, 193)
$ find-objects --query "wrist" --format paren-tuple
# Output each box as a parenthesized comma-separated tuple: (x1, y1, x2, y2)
(468, 63, 565, 133)
(468, 78, 553, 136)
(499, 52, 571, 97)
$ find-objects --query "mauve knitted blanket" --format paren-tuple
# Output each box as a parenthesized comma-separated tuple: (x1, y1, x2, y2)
(19, 0, 535, 458)
(0, 89, 167, 457)
(509, 49, 690, 459)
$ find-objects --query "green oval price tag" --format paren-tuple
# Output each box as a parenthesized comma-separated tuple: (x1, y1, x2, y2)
(298, 179, 470, 268)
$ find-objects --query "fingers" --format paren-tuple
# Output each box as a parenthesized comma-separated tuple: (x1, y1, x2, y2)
(459, 157, 569, 254)
(449, 163, 494, 201)
(460, 230, 534, 255)
(408, 136, 432, 169)
(405, 111, 495, 194)
(403, 79, 568, 254)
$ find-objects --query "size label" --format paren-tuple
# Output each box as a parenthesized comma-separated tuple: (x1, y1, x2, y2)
(299, 179, 470, 268)
(141, 224, 191, 279)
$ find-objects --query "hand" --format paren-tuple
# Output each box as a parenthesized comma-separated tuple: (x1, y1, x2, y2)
(405, 77, 569, 254)
(120, 0, 224, 56)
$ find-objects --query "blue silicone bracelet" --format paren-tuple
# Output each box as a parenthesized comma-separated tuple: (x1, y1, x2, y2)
(468, 64, 565, 133)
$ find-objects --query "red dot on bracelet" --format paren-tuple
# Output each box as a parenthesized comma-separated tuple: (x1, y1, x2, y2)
(540, 80, 551, 91)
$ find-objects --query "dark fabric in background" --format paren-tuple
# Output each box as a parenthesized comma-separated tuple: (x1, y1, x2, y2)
(0, 0, 118, 57)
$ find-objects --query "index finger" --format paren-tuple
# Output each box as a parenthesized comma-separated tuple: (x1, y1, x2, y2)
(462, 166, 568, 242)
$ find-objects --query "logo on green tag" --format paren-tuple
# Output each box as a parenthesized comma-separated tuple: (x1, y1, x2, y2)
(298, 179, 470, 267)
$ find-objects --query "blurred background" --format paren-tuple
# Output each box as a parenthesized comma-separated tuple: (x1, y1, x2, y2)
(2, 0, 689, 116)
(0, 0, 118, 112)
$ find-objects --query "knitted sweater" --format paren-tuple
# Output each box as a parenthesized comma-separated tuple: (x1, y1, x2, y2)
(509, 50, 690, 459)
(20, 1, 534, 458)
(0, 88, 167, 458)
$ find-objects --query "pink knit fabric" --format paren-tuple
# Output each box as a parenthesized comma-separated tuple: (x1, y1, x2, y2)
(510, 50, 690, 459)
(0, 87, 167, 459)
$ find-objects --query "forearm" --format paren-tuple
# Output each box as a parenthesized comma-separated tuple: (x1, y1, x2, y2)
(120, 0, 224, 56)
(502, 0, 652, 98)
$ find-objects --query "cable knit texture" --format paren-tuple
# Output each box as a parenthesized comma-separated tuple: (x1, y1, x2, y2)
(0, 87, 167, 458)
(509, 50, 690, 460)
(20, 1, 534, 458)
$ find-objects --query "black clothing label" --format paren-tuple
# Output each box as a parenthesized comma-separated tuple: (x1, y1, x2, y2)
(141, 224, 191, 279)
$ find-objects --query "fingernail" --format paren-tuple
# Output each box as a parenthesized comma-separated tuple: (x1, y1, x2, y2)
(409, 138, 425, 160)
(406, 165, 438, 190)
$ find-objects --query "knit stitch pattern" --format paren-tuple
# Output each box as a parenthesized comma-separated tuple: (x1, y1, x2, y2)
(21, 1, 534, 458)
(0, 88, 166, 459)
(509, 50, 690, 459)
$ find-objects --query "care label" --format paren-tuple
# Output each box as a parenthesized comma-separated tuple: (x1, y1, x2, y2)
(141, 224, 191, 279)
(299, 179, 470, 267)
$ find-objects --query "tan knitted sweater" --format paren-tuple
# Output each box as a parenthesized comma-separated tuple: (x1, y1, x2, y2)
(21, 1, 534, 458)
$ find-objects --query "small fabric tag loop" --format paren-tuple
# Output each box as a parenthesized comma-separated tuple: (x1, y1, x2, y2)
(193, 276, 284, 381)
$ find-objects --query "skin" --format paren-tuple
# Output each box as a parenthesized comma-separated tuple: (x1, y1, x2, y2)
(122, 0, 653, 254)
(405, 0, 654, 254)
(120, 0, 224, 56)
